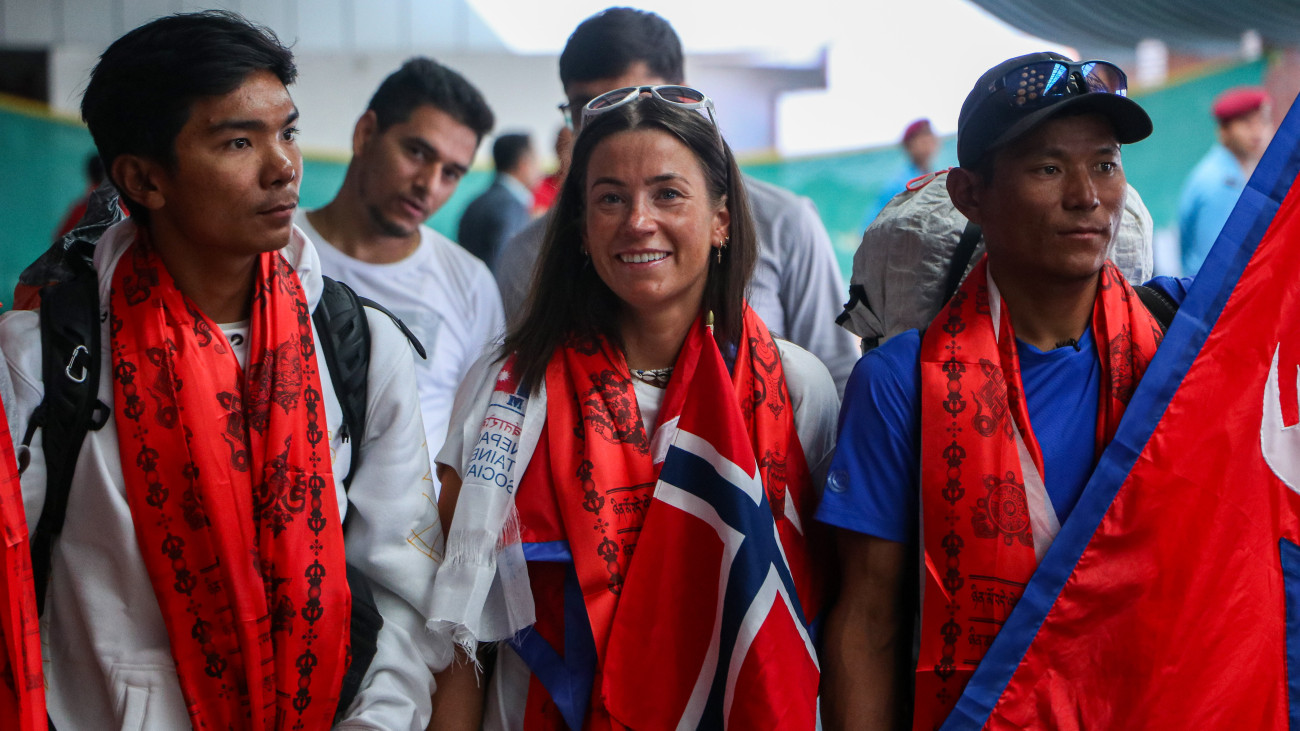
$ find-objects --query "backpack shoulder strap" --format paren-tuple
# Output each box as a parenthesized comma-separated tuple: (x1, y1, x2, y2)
(941, 220, 983, 308)
(1132, 283, 1179, 333)
(29, 269, 110, 615)
(314, 277, 429, 723)
(311, 277, 428, 490)
(313, 277, 371, 491)
(357, 295, 427, 361)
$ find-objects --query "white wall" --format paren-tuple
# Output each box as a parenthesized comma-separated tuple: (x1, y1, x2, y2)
(19, 0, 828, 162)
(45, 45, 573, 164)
(45, 45, 827, 163)
(2, 0, 505, 53)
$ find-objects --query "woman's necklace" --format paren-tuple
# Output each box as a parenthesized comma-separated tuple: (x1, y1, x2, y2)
(629, 366, 673, 389)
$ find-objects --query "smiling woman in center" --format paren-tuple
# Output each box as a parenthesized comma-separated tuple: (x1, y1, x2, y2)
(430, 87, 839, 729)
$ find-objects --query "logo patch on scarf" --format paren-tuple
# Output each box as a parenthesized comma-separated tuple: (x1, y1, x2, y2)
(759, 448, 789, 516)
(183, 299, 218, 350)
(581, 369, 648, 452)
(1109, 326, 1136, 402)
(972, 471, 1032, 546)
(246, 341, 304, 433)
(144, 345, 181, 428)
(260, 437, 309, 536)
(121, 254, 159, 305)
(974, 359, 1011, 438)
(748, 334, 787, 419)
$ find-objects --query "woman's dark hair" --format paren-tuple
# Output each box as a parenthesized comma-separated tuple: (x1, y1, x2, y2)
(80, 10, 296, 223)
(502, 95, 757, 390)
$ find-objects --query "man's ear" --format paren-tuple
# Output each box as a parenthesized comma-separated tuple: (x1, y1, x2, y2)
(947, 166, 985, 226)
(352, 110, 380, 157)
(111, 154, 167, 211)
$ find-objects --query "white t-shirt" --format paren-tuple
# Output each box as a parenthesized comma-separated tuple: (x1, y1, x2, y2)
(296, 211, 506, 485)
(219, 320, 250, 368)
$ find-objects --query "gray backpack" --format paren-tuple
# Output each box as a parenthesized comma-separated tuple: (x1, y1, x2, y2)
(836, 170, 1155, 351)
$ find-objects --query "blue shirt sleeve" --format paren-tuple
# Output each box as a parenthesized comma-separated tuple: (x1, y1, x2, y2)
(816, 331, 921, 544)
(1143, 275, 1193, 306)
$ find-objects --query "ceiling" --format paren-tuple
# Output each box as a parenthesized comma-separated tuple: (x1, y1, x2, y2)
(968, 0, 1300, 53)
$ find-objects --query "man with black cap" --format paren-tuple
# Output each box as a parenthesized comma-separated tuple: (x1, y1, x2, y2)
(816, 53, 1189, 730)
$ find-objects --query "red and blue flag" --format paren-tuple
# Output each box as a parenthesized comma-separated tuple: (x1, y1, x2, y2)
(601, 332, 820, 730)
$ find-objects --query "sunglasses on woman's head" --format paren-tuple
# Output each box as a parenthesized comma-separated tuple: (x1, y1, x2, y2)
(580, 85, 719, 131)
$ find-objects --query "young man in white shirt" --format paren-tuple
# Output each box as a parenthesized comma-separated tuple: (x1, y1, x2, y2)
(299, 58, 506, 485)
(0, 11, 448, 729)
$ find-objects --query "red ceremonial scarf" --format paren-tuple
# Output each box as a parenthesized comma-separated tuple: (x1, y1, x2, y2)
(110, 241, 350, 729)
(516, 306, 821, 729)
(914, 260, 1163, 730)
(0, 405, 42, 730)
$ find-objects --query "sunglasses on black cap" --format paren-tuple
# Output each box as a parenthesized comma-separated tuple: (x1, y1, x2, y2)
(987, 60, 1129, 109)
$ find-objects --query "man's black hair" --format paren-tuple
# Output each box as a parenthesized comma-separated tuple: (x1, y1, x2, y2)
(559, 7, 685, 87)
(366, 57, 494, 143)
(492, 133, 533, 174)
(80, 10, 296, 222)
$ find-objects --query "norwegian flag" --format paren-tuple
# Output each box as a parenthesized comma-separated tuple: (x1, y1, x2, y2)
(601, 334, 820, 730)
(939, 93, 1300, 727)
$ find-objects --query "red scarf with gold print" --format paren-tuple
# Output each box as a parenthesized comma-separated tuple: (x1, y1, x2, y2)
(110, 242, 350, 729)
(517, 306, 821, 729)
(914, 260, 1163, 730)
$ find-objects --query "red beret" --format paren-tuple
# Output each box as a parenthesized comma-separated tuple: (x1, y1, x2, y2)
(902, 118, 933, 143)
(1212, 87, 1271, 123)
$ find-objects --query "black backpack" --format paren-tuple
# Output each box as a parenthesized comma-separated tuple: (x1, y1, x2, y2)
(20, 263, 425, 721)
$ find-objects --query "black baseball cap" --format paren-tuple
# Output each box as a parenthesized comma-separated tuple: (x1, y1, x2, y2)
(957, 52, 1153, 169)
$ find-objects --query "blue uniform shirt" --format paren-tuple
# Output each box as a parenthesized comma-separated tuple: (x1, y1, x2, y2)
(1179, 145, 1246, 276)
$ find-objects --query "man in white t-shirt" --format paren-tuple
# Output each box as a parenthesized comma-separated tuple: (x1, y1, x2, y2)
(300, 58, 506, 480)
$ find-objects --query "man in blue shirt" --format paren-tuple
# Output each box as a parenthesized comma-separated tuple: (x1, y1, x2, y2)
(1178, 86, 1273, 275)
(818, 52, 1188, 730)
